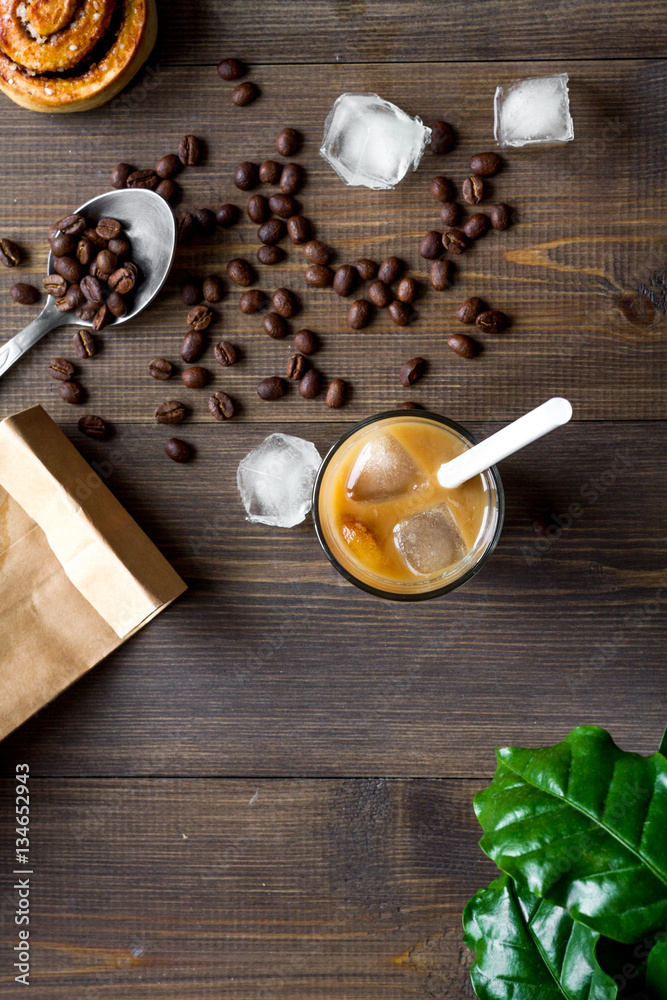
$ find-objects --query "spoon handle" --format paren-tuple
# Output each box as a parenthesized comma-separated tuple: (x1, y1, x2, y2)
(0, 309, 61, 379)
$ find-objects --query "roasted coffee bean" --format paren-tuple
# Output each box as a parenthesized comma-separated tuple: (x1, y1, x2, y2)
(234, 161, 259, 191)
(268, 193, 299, 218)
(276, 127, 302, 156)
(448, 333, 477, 358)
(396, 401, 420, 409)
(176, 213, 197, 244)
(59, 380, 84, 404)
(76, 301, 97, 322)
(73, 329, 96, 359)
(178, 134, 201, 166)
(247, 194, 268, 224)
(213, 341, 237, 367)
(106, 291, 126, 317)
(231, 81, 259, 106)
(156, 178, 179, 204)
(80, 275, 104, 302)
(217, 57, 245, 80)
(442, 229, 469, 254)
(56, 213, 86, 237)
(226, 258, 255, 287)
(348, 299, 372, 329)
(257, 245, 285, 265)
(354, 258, 378, 281)
(88, 260, 102, 279)
(48, 358, 74, 381)
(182, 366, 209, 388)
(299, 368, 321, 399)
(202, 275, 224, 303)
(440, 202, 460, 227)
(420, 230, 442, 259)
(155, 401, 186, 424)
(378, 256, 404, 284)
(55, 294, 72, 313)
(286, 353, 308, 380)
(108, 263, 137, 294)
(430, 176, 453, 202)
(216, 203, 239, 228)
(304, 264, 334, 288)
(476, 309, 508, 335)
(64, 284, 84, 310)
(127, 168, 159, 190)
(333, 264, 358, 297)
(10, 282, 38, 305)
(462, 213, 490, 239)
(263, 312, 288, 339)
(287, 215, 310, 244)
(397, 277, 418, 304)
(302, 240, 330, 265)
(181, 278, 202, 306)
(368, 279, 391, 308)
(462, 175, 484, 205)
(429, 119, 455, 154)
(399, 357, 426, 387)
(429, 259, 453, 291)
(156, 153, 182, 179)
(194, 208, 216, 237)
(165, 438, 193, 462)
(76, 238, 96, 267)
(49, 231, 77, 256)
(259, 160, 281, 184)
(456, 297, 484, 324)
(93, 304, 113, 330)
(258, 219, 286, 245)
(148, 357, 173, 380)
(78, 414, 107, 439)
(96, 218, 122, 241)
(108, 236, 130, 262)
(187, 304, 213, 330)
(239, 289, 264, 314)
(469, 152, 502, 177)
(257, 376, 286, 401)
(83, 226, 107, 248)
(326, 378, 346, 409)
(180, 330, 205, 363)
(95, 249, 117, 276)
(388, 300, 412, 326)
(54, 256, 83, 283)
(110, 162, 134, 189)
(43, 273, 68, 297)
(294, 329, 318, 355)
(280, 162, 304, 195)
(208, 391, 235, 420)
(0, 238, 21, 267)
(489, 203, 512, 231)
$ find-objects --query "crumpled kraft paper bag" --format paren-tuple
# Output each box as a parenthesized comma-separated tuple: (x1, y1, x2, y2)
(0, 404, 186, 740)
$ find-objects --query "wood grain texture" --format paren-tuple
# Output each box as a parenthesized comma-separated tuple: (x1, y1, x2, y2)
(1, 420, 664, 778)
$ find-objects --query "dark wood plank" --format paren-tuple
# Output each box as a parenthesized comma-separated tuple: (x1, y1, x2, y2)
(1, 420, 665, 778)
(0, 776, 492, 998)
(0, 61, 665, 423)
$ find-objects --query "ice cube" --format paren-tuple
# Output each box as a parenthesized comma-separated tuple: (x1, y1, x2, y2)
(237, 433, 322, 528)
(346, 432, 426, 501)
(494, 73, 574, 148)
(394, 503, 465, 576)
(320, 93, 431, 190)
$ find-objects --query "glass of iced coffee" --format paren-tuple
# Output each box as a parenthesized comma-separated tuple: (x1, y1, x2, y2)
(313, 410, 504, 600)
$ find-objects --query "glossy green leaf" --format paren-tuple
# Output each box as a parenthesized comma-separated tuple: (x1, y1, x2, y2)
(659, 724, 667, 760)
(647, 936, 667, 998)
(463, 873, 618, 1000)
(474, 726, 667, 943)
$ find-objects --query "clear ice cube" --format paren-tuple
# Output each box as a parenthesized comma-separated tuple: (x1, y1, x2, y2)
(394, 503, 465, 576)
(237, 433, 322, 528)
(494, 73, 574, 148)
(346, 432, 426, 502)
(320, 93, 432, 190)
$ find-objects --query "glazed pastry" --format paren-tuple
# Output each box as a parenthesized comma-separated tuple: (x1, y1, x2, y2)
(0, 0, 157, 113)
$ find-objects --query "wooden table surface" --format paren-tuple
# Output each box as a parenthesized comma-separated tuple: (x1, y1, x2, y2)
(0, 2, 666, 996)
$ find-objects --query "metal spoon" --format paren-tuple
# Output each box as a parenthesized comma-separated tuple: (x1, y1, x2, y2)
(0, 188, 176, 378)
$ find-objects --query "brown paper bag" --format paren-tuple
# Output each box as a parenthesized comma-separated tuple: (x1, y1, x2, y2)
(0, 404, 186, 740)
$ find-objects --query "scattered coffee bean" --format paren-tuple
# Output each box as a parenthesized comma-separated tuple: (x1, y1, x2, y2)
(55, 214, 86, 237)
(469, 152, 502, 177)
(59, 379, 83, 404)
(231, 81, 259, 106)
(181, 279, 201, 306)
(280, 163, 304, 195)
(348, 299, 372, 329)
(448, 333, 477, 358)
(259, 160, 281, 184)
(73, 329, 96, 358)
(273, 287, 299, 318)
(216, 203, 239, 227)
(294, 329, 318, 354)
(442, 229, 469, 254)
(299, 368, 322, 399)
(107, 292, 126, 317)
(10, 282, 38, 305)
(187, 304, 213, 330)
(462, 213, 490, 240)
(76, 301, 97, 322)
(199, 275, 222, 304)
(333, 264, 358, 297)
(208, 391, 235, 420)
(257, 245, 285, 265)
(49, 231, 77, 256)
(257, 376, 286, 401)
(217, 57, 245, 80)
(148, 357, 172, 380)
(489, 203, 512, 231)
(287, 215, 310, 244)
(263, 312, 288, 339)
(180, 330, 205, 362)
(108, 263, 137, 294)
(304, 264, 334, 288)
(155, 400, 186, 424)
(368, 280, 391, 308)
(78, 414, 107, 439)
(462, 175, 484, 205)
(476, 309, 508, 334)
(239, 289, 264, 314)
(43, 274, 68, 297)
(96, 218, 122, 241)
(429, 259, 453, 291)
(226, 258, 255, 286)
(80, 275, 104, 302)
(378, 256, 404, 284)
(326, 379, 346, 408)
(155, 152, 182, 179)
(156, 178, 179, 204)
(178, 134, 201, 166)
(213, 341, 237, 367)
(181, 366, 209, 388)
(397, 277, 418, 304)
(286, 353, 308, 380)
(0, 238, 21, 267)
(54, 256, 83, 283)
(396, 400, 420, 409)
(176, 213, 197, 244)
(258, 219, 286, 245)
(388, 300, 412, 326)
(268, 193, 299, 218)
(276, 128, 302, 156)
(110, 162, 134, 189)
(302, 240, 330, 265)
(354, 258, 378, 281)
(399, 357, 426, 387)
(48, 358, 75, 381)
(194, 208, 216, 237)
(127, 168, 159, 190)
(420, 231, 442, 259)
(430, 176, 453, 202)
(429, 120, 455, 154)
(93, 304, 113, 330)
(234, 161, 259, 191)
(247, 194, 268, 224)
(456, 297, 484, 324)
(165, 438, 193, 462)
(440, 202, 460, 226)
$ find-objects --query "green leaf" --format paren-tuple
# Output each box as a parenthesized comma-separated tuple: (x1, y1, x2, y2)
(474, 726, 667, 943)
(463, 873, 618, 1000)
(647, 936, 667, 998)
(659, 724, 667, 760)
